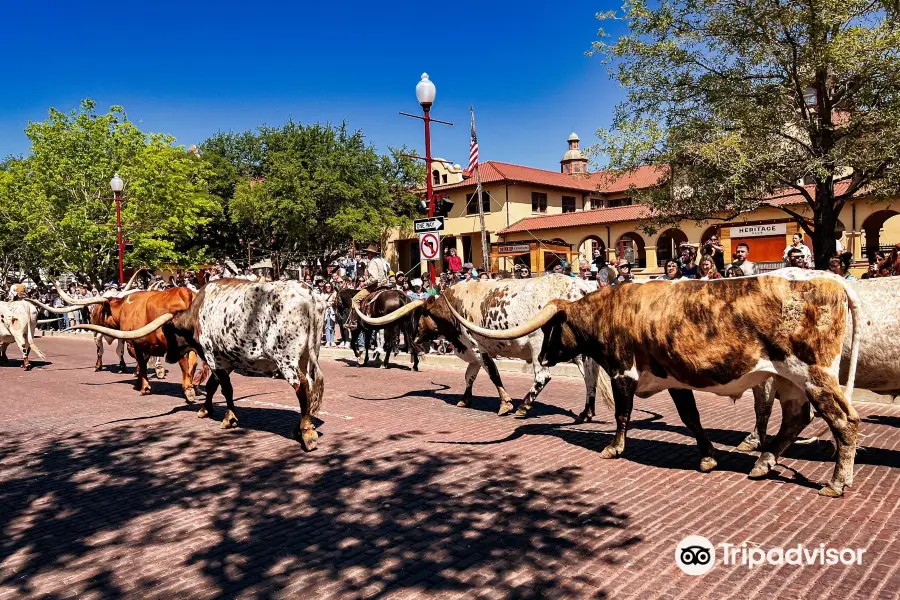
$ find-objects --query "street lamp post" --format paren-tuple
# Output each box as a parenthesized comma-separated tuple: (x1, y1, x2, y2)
(415, 73, 437, 288)
(110, 173, 125, 286)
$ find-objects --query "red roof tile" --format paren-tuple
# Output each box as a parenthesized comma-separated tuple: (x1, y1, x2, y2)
(498, 179, 862, 235)
(433, 162, 665, 195)
(498, 204, 651, 234)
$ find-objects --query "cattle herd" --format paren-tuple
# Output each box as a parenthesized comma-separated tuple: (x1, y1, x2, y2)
(3, 268, 896, 498)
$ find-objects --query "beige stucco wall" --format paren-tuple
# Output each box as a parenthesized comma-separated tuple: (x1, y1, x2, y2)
(385, 182, 899, 278)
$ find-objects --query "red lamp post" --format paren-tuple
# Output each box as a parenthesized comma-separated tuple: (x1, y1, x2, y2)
(416, 74, 437, 288)
(110, 173, 125, 286)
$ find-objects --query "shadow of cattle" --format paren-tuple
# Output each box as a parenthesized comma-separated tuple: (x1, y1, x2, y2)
(0, 422, 635, 599)
(350, 380, 580, 420)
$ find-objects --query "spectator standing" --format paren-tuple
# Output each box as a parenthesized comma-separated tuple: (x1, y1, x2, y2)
(782, 234, 812, 267)
(612, 259, 634, 285)
(729, 243, 759, 276)
(323, 283, 337, 347)
(678, 245, 699, 278)
(701, 233, 726, 274)
(579, 266, 599, 291)
(830, 253, 857, 281)
(696, 255, 723, 280)
(785, 247, 808, 269)
(445, 248, 463, 275)
(661, 260, 684, 280)
(861, 263, 878, 279)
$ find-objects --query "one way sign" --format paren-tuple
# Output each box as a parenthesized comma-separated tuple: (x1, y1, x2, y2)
(414, 217, 445, 233)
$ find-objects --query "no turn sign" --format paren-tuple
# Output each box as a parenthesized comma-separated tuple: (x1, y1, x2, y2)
(419, 232, 440, 261)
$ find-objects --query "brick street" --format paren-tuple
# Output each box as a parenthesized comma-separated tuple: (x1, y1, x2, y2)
(1, 337, 899, 599)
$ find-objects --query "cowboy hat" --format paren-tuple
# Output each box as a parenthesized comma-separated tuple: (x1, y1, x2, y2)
(365, 244, 379, 253)
(615, 258, 631, 268)
(410, 278, 423, 287)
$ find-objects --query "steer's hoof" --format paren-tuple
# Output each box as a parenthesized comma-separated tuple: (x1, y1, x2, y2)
(140, 388, 152, 396)
(357, 355, 366, 366)
(297, 428, 319, 451)
(735, 438, 760, 453)
(22, 364, 32, 371)
(155, 366, 166, 379)
(220, 410, 239, 429)
(514, 405, 531, 419)
(197, 407, 211, 419)
(599, 445, 621, 459)
(699, 456, 718, 473)
(457, 398, 470, 408)
(497, 402, 514, 417)
(95, 365, 103, 372)
(573, 412, 593, 425)
(818, 485, 843, 498)
(184, 388, 197, 404)
(748, 465, 772, 479)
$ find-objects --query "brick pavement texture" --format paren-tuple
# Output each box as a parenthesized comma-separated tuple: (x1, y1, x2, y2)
(0, 338, 899, 599)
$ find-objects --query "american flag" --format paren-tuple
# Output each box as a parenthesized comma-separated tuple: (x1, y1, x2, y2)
(467, 106, 479, 174)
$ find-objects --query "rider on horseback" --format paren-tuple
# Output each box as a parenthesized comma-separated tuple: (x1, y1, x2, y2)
(345, 244, 391, 330)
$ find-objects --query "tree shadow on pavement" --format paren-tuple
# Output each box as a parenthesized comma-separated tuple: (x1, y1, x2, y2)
(0, 424, 633, 599)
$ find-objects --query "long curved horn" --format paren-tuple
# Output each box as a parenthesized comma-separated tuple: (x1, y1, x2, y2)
(66, 313, 174, 339)
(445, 297, 559, 340)
(24, 298, 86, 315)
(122, 268, 145, 291)
(354, 299, 425, 326)
(54, 282, 107, 306)
(37, 318, 60, 324)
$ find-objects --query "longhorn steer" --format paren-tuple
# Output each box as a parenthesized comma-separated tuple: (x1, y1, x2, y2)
(735, 273, 900, 452)
(451, 275, 861, 497)
(0, 301, 46, 370)
(70, 279, 327, 450)
(29, 285, 200, 402)
(357, 275, 608, 418)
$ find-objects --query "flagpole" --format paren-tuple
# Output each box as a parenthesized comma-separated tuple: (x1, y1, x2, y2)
(471, 107, 491, 274)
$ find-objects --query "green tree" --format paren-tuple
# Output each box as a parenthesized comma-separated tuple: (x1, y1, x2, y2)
(14, 99, 219, 284)
(214, 121, 423, 273)
(0, 159, 42, 281)
(590, 0, 900, 268)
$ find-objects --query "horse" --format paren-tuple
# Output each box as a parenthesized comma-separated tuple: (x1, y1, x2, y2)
(336, 287, 420, 370)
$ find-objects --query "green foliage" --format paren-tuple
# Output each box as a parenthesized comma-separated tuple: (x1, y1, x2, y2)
(1, 99, 219, 283)
(590, 0, 900, 267)
(206, 121, 424, 270)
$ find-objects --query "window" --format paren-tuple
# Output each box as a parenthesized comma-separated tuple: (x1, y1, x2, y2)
(432, 170, 440, 185)
(532, 192, 547, 213)
(607, 197, 633, 208)
(589, 198, 603, 210)
(562, 196, 576, 213)
(442, 174, 448, 184)
(465, 191, 492, 215)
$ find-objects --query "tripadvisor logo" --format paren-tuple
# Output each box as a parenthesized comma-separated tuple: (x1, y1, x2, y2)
(676, 535, 715, 575)
(675, 536, 867, 575)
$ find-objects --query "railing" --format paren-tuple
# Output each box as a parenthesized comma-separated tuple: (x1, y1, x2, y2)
(861, 245, 896, 259)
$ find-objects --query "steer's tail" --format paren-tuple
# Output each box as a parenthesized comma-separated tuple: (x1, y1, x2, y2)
(842, 281, 861, 403)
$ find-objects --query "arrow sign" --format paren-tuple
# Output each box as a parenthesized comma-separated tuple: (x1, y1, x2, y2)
(419, 232, 440, 261)
(414, 217, 445, 233)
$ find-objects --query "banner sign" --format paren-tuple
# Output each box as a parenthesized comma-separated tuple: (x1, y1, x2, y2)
(497, 244, 531, 254)
(730, 224, 786, 238)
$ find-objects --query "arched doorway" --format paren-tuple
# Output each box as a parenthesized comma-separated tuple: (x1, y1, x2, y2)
(656, 229, 688, 267)
(616, 232, 646, 268)
(577, 235, 606, 266)
(861, 210, 900, 262)
(700, 226, 721, 244)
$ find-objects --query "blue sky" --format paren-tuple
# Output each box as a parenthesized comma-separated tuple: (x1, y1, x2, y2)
(1, 0, 628, 171)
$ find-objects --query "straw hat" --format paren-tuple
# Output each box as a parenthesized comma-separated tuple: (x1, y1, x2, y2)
(365, 244, 378, 253)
